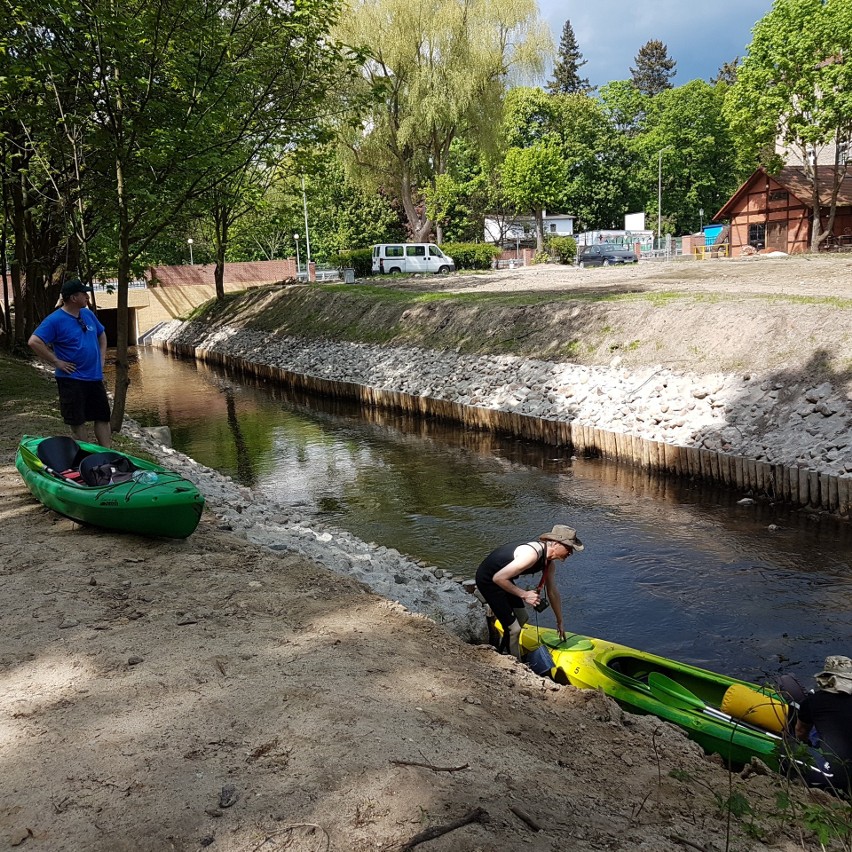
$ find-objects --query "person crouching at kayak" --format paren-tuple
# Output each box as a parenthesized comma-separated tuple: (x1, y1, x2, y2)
(475, 524, 583, 659)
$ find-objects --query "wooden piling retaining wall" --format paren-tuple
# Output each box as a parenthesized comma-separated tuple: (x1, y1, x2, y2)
(161, 341, 852, 520)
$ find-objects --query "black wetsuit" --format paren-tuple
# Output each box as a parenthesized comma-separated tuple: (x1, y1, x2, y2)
(798, 690, 852, 795)
(475, 540, 547, 628)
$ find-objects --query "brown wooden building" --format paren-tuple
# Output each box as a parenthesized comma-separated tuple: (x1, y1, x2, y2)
(713, 166, 852, 255)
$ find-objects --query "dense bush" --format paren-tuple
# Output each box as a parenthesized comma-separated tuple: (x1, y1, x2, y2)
(545, 235, 577, 265)
(441, 242, 502, 270)
(331, 248, 374, 278)
(532, 249, 550, 265)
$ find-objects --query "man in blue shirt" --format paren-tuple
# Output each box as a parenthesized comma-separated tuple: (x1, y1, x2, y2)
(28, 279, 112, 448)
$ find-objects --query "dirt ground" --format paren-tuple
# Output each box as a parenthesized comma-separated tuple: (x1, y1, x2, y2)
(396, 254, 852, 390)
(2, 256, 851, 852)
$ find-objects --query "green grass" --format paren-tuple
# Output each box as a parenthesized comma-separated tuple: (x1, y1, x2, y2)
(0, 352, 154, 462)
(0, 353, 56, 407)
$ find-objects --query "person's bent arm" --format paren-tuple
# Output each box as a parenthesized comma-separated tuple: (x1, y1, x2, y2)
(545, 571, 565, 639)
(492, 544, 541, 606)
(29, 334, 75, 374)
(795, 719, 811, 742)
(98, 331, 107, 371)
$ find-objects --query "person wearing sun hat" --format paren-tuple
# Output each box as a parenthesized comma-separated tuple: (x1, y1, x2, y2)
(28, 278, 112, 448)
(475, 524, 583, 659)
(793, 656, 852, 796)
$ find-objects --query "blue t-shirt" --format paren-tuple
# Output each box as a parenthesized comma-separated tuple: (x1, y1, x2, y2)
(32, 307, 105, 381)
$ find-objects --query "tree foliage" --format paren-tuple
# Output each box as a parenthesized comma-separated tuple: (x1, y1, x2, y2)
(501, 141, 567, 251)
(2, 0, 353, 425)
(630, 40, 677, 96)
(635, 80, 740, 236)
(726, 0, 852, 250)
(423, 139, 496, 244)
(598, 80, 649, 137)
(546, 19, 591, 95)
(713, 58, 740, 86)
(335, 0, 551, 242)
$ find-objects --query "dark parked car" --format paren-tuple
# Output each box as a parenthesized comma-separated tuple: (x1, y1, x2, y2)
(578, 244, 638, 267)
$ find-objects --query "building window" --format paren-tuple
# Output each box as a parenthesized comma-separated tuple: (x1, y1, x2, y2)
(839, 138, 851, 164)
(769, 190, 788, 201)
(549, 223, 557, 233)
(748, 223, 766, 249)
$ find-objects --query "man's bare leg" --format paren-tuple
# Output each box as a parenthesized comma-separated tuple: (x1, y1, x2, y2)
(93, 420, 112, 448)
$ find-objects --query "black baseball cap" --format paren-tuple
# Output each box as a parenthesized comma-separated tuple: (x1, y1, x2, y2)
(60, 279, 93, 299)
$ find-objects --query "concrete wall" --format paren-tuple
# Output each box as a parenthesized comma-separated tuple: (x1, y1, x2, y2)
(94, 282, 272, 341)
(92, 259, 305, 341)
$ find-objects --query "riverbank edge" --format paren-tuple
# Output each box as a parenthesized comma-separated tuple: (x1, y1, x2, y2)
(119, 416, 486, 641)
(152, 322, 852, 520)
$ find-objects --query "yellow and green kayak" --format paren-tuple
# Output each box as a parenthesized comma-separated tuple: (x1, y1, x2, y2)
(502, 621, 791, 768)
(15, 435, 205, 539)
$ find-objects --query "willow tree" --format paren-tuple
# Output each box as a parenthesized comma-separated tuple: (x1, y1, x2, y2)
(725, 0, 852, 251)
(336, 0, 551, 242)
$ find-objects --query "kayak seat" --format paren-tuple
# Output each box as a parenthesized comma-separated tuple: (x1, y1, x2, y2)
(79, 451, 136, 486)
(37, 436, 88, 472)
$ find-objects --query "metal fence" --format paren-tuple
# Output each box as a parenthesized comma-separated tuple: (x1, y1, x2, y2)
(92, 278, 147, 290)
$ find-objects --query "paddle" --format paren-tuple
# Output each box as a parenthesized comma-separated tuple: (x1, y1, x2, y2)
(648, 672, 781, 739)
(593, 658, 654, 694)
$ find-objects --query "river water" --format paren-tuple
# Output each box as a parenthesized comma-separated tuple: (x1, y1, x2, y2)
(115, 348, 852, 683)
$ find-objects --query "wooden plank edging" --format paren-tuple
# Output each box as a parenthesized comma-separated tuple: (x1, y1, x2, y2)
(156, 341, 847, 517)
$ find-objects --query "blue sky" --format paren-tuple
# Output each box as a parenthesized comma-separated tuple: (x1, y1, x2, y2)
(537, 1, 774, 89)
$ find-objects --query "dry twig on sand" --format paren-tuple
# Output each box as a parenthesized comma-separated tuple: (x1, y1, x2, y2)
(394, 807, 488, 850)
(390, 759, 470, 773)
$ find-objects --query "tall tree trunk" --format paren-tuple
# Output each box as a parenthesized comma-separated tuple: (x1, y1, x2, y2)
(9, 166, 30, 346)
(810, 173, 822, 253)
(400, 170, 433, 242)
(534, 207, 544, 253)
(1, 178, 11, 345)
(110, 152, 130, 435)
(214, 208, 227, 300)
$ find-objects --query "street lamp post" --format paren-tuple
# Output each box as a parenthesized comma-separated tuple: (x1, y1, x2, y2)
(699, 208, 705, 232)
(187, 238, 194, 265)
(293, 233, 300, 276)
(657, 147, 672, 249)
(301, 176, 312, 268)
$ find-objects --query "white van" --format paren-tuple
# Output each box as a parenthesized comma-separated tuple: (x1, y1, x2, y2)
(372, 243, 455, 275)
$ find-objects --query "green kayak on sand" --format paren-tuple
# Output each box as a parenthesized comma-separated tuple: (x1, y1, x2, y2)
(15, 435, 205, 539)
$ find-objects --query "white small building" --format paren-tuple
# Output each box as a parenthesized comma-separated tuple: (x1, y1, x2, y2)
(484, 211, 575, 244)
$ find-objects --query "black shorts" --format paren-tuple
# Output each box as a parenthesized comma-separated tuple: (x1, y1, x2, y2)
(56, 378, 111, 426)
(474, 571, 525, 627)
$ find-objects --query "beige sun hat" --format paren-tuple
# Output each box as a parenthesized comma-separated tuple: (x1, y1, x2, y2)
(815, 655, 852, 694)
(539, 524, 584, 552)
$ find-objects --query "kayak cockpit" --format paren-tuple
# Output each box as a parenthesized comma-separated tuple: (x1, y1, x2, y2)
(35, 436, 141, 487)
(600, 652, 728, 707)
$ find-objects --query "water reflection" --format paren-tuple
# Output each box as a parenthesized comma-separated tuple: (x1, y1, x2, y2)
(115, 348, 852, 681)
